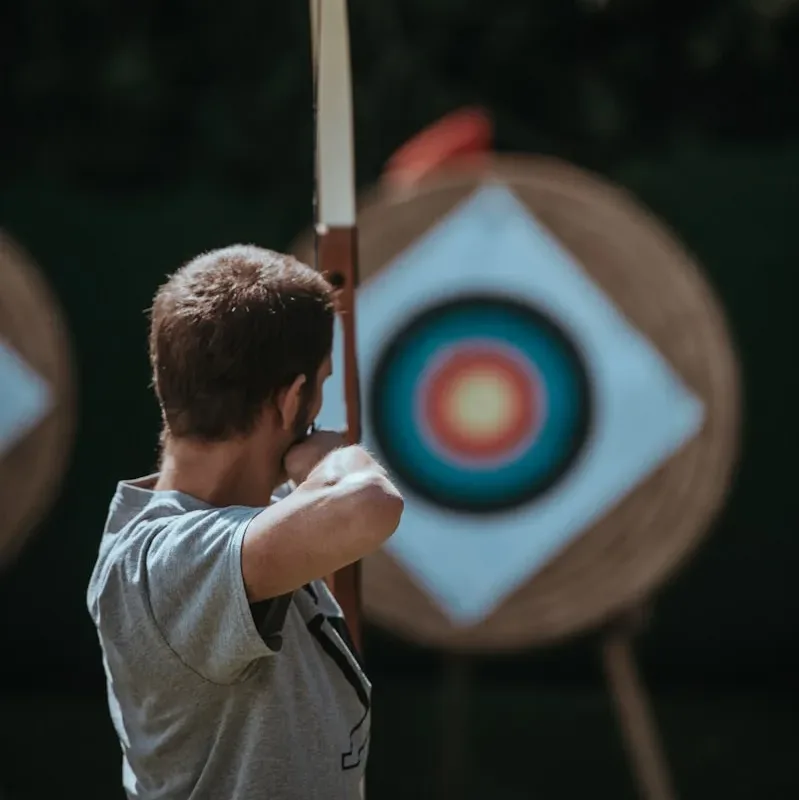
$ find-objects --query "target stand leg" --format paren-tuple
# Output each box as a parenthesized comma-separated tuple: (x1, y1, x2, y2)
(601, 609, 677, 800)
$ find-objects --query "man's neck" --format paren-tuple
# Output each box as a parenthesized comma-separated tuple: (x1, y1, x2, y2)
(155, 435, 282, 508)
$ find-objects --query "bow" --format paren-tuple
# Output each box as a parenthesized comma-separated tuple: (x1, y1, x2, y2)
(310, 0, 363, 653)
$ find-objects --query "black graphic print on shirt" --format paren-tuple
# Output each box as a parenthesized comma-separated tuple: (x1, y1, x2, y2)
(303, 585, 370, 770)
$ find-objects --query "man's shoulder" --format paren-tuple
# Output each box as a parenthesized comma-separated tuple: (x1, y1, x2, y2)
(90, 489, 257, 596)
(87, 504, 166, 619)
(100, 476, 252, 554)
(87, 483, 202, 614)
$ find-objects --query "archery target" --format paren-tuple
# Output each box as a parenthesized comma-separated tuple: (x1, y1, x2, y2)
(0, 233, 75, 568)
(293, 156, 740, 651)
(314, 179, 707, 625)
(370, 295, 591, 513)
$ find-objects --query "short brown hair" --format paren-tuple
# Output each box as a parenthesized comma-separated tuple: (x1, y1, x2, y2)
(149, 245, 335, 440)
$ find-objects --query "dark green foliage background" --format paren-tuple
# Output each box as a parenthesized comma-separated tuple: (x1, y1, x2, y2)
(1, 1, 798, 797)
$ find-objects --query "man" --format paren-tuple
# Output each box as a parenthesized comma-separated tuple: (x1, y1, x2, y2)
(87, 245, 404, 800)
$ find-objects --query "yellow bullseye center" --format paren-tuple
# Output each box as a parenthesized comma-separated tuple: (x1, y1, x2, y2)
(444, 370, 518, 440)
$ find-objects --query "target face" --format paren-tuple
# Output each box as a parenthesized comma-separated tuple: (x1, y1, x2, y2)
(370, 295, 591, 512)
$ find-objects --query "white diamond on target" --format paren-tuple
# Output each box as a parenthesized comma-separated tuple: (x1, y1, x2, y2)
(0, 338, 52, 457)
(318, 185, 706, 625)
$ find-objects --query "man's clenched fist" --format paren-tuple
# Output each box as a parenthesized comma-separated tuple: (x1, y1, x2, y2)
(283, 430, 346, 485)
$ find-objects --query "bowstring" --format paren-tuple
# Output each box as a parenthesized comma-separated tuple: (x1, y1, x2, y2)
(307, 0, 322, 444)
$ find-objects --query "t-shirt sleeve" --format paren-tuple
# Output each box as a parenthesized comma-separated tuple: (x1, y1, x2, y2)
(145, 506, 276, 684)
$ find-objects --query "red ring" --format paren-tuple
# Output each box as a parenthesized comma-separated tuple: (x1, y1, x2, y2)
(421, 346, 541, 462)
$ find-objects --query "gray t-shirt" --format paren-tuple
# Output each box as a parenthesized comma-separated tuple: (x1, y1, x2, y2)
(87, 476, 370, 800)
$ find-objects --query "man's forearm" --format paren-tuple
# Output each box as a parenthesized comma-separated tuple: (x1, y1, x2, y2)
(241, 451, 403, 602)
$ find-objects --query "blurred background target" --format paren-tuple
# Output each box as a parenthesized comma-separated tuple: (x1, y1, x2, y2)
(0, 233, 75, 569)
(294, 147, 738, 648)
(370, 294, 591, 513)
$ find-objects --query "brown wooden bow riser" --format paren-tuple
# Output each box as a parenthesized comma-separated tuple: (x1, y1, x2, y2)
(316, 224, 363, 653)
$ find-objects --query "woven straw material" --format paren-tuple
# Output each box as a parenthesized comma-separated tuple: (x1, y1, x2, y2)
(293, 156, 741, 652)
(0, 233, 75, 568)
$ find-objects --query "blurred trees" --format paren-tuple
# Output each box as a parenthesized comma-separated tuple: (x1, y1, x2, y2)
(1, 0, 798, 191)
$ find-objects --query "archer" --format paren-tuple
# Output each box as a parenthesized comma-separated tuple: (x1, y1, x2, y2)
(87, 244, 403, 799)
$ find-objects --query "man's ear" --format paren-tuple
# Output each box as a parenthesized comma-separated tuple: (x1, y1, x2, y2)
(276, 374, 307, 431)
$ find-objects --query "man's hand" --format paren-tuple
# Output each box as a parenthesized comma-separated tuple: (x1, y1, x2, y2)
(283, 429, 346, 485)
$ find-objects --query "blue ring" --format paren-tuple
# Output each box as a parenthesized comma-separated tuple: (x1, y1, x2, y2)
(369, 295, 592, 513)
